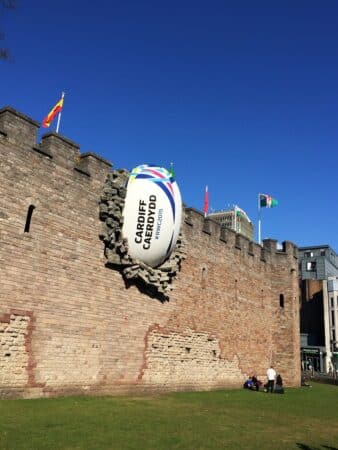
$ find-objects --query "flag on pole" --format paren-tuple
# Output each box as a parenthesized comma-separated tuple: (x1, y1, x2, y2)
(203, 185, 209, 217)
(42, 95, 64, 128)
(168, 162, 176, 179)
(235, 205, 252, 222)
(259, 193, 278, 208)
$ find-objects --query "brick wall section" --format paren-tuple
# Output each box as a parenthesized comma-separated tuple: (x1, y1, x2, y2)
(0, 107, 301, 398)
(141, 326, 244, 389)
(0, 313, 30, 387)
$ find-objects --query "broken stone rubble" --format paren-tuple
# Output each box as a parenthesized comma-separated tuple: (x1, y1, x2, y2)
(99, 169, 186, 298)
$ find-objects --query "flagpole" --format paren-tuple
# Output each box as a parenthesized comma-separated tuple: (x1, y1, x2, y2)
(204, 185, 208, 217)
(258, 194, 262, 245)
(56, 92, 65, 134)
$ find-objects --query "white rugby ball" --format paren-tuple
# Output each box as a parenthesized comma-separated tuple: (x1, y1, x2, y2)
(122, 164, 182, 268)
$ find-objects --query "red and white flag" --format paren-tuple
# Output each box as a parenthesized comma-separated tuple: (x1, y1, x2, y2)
(203, 185, 209, 217)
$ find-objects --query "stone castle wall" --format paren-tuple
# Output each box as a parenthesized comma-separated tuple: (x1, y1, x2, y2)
(0, 106, 300, 398)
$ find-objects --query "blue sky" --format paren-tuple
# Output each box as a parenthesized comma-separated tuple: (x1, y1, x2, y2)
(2, 0, 338, 249)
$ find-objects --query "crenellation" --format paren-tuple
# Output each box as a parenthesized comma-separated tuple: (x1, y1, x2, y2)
(79, 152, 112, 183)
(260, 239, 298, 267)
(219, 226, 228, 242)
(184, 207, 299, 269)
(235, 234, 243, 250)
(0, 106, 39, 148)
(0, 107, 113, 186)
(260, 247, 267, 262)
(184, 207, 203, 225)
(202, 217, 212, 234)
(282, 240, 298, 258)
(263, 238, 278, 252)
(32, 143, 53, 159)
(253, 242, 265, 260)
(183, 210, 296, 265)
(184, 208, 194, 226)
(74, 164, 91, 177)
(223, 226, 236, 247)
(40, 132, 80, 170)
(239, 235, 251, 254)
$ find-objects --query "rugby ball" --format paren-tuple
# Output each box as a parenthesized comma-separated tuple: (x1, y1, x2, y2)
(122, 164, 182, 268)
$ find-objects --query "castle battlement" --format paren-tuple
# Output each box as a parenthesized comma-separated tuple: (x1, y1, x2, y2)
(0, 105, 297, 268)
(184, 207, 297, 266)
(0, 106, 297, 272)
(0, 106, 112, 182)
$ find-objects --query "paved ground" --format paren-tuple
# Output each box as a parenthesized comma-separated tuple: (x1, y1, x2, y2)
(302, 370, 338, 386)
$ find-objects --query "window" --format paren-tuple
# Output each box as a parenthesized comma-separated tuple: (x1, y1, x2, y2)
(24, 205, 35, 233)
(331, 298, 334, 308)
(305, 251, 313, 258)
(320, 250, 326, 256)
(331, 311, 335, 327)
(279, 294, 285, 308)
(306, 261, 316, 271)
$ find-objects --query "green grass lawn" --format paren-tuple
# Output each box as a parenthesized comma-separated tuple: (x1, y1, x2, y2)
(0, 382, 337, 450)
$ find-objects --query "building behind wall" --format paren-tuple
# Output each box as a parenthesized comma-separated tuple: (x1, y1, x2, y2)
(299, 245, 338, 373)
(207, 206, 254, 241)
(327, 277, 338, 371)
(0, 106, 300, 399)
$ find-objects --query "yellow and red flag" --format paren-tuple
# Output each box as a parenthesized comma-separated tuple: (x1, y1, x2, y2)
(42, 96, 64, 128)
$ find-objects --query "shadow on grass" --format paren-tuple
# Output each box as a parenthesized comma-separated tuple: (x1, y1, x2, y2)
(296, 444, 338, 450)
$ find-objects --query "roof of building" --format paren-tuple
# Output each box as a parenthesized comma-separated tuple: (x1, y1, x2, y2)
(298, 245, 330, 250)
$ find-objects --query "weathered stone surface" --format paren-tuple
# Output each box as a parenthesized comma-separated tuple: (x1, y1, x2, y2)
(0, 313, 34, 388)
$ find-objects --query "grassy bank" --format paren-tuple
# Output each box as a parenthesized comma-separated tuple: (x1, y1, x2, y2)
(0, 382, 337, 449)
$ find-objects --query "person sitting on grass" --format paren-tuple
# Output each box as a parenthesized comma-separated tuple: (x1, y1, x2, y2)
(301, 375, 312, 387)
(243, 377, 254, 390)
(252, 374, 262, 391)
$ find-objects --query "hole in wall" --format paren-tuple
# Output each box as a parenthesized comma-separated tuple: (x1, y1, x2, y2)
(201, 265, 208, 289)
(279, 294, 285, 308)
(24, 205, 35, 233)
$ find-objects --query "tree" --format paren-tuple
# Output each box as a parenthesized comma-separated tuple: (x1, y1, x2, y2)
(0, 0, 16, 61)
